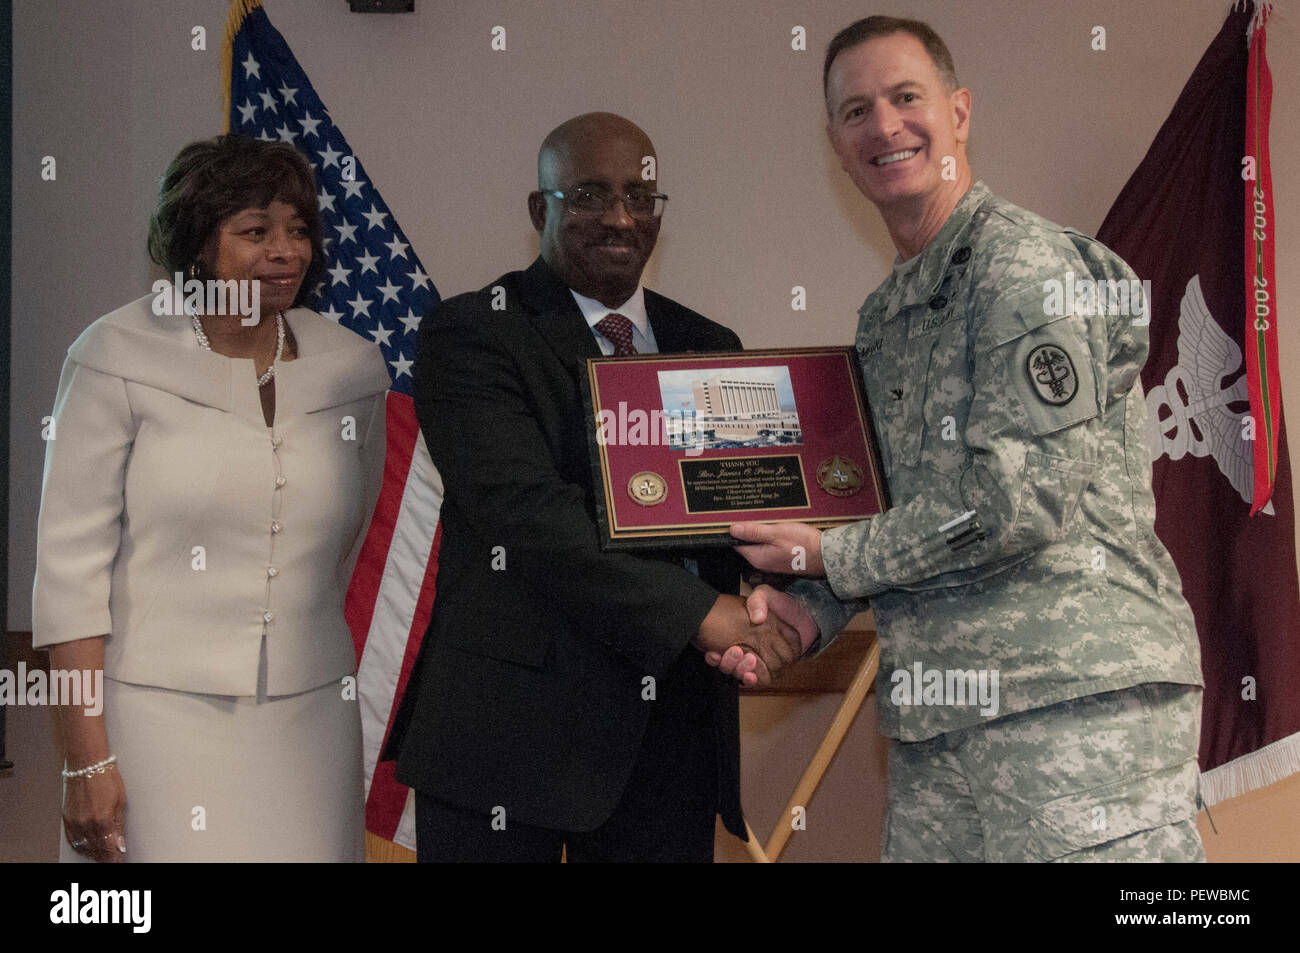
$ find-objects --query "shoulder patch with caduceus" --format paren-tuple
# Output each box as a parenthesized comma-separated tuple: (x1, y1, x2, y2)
(1025, 344, 1078, 405)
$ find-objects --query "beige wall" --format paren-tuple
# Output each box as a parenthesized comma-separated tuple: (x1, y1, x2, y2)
(10, 0, 1299, 861)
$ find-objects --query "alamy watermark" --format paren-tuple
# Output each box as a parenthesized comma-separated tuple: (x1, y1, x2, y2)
(151, 274, 261, 325)
(0, 664, 104, 716)
(1042, 271, 1151, 325)
(50, 883, 151, 933)
(889, 662, 1000, 717)
(596, 401, 705, 456)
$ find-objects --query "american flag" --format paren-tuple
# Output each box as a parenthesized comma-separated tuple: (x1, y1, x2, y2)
(226, 0, 436, 848)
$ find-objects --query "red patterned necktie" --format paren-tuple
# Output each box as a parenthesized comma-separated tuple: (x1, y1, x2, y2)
(595, 313, 639, 356)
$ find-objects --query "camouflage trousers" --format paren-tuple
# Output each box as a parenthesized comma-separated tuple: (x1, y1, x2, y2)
(882, 682, 1204, 862)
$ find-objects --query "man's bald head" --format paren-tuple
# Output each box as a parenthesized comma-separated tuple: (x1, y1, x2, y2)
(537, 112, 655, 190)
(528, 112, 662, 309)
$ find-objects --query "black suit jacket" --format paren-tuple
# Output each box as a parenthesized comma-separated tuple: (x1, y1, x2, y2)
(386, 257, 745, 837)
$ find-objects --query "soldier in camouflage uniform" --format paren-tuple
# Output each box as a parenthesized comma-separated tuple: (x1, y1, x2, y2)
(720, 16, 1204, 861)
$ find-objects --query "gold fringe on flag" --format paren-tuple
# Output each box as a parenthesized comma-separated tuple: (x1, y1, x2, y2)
(221, 0, 264, 132)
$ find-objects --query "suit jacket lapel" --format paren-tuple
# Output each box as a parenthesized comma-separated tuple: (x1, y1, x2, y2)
(517, 257, 602, 368)
(646, 290, 690, 355)
(648, 290, 726, 356)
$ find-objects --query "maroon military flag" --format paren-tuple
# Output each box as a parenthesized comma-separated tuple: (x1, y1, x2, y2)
(1097, 0, 1298, 804)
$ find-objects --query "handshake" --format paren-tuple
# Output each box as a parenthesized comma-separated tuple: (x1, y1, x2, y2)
(691, 519, 828, 687)
(693, 586, 819, 688)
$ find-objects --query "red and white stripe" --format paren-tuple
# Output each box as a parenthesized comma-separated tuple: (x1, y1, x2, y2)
(346, 392, 441, 849)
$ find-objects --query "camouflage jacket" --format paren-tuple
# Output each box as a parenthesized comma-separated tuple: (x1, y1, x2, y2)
(790, 182, 1203, 741)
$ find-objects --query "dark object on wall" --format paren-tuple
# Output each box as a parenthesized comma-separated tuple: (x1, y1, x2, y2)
(349, 0, 414, 12)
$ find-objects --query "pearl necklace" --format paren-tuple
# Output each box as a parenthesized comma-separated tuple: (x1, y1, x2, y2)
(192, 312, 286, 387)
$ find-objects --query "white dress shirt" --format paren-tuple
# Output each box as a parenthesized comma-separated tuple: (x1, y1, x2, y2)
(571, 286, 659, 355)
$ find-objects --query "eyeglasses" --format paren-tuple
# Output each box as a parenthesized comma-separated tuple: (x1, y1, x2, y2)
(542, 186, 668, 221)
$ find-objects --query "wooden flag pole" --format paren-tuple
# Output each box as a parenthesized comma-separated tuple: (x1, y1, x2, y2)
(743, 821, 771, 863)
(762, 640, 879, 862)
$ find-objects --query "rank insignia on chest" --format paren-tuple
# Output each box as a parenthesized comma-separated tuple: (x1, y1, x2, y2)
(1026, 344, 1079, 405)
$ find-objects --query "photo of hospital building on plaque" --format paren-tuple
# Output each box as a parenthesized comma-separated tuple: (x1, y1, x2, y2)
(657, 366, 802, 451)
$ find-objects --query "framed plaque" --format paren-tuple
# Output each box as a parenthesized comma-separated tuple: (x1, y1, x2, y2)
(583, 346, 888, 550)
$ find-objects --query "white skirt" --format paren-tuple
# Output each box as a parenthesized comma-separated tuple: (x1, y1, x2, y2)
(60, 666, 364, 863)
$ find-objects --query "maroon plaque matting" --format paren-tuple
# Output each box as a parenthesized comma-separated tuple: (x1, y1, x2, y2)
(583, 347, 888, 550)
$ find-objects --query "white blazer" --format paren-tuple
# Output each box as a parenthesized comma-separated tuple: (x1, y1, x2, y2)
(32, 295, 391, 696)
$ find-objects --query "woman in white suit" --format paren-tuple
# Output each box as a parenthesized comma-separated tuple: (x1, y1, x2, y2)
(33, 135, 390, 861)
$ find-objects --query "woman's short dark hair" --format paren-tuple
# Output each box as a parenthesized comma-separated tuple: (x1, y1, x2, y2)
(147, 134, 325, 309)
(823, 16, 960, 107)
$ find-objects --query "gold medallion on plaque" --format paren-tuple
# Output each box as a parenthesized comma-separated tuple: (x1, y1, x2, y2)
(628, 471, 668, 506)
(817, 455, 864, 497)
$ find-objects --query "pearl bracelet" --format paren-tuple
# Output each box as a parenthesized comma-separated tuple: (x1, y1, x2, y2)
(62, 755, 117, 780)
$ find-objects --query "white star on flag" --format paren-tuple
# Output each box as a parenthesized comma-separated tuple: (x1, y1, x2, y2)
(318, 143, 342, 169)
(347, 291, 373, 319)
(389, 352, 414, 378)
(370, 322, 395, 347)
(362, 204, 389, 231)
(327, 262, 351, 286)
(408, 266, 430, 290)
(356, 249, 380, 275)
(298, 110, 321, 138)
(398, 309, 422, 335)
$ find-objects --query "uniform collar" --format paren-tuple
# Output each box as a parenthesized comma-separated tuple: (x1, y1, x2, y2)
(891, 180, 991, 299)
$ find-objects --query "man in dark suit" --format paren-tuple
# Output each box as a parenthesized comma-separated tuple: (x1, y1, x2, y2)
(387, 113, 799, 862)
